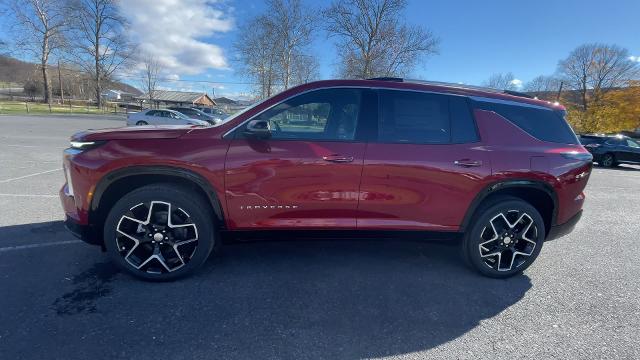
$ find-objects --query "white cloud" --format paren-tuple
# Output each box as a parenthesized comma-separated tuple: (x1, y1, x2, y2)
(510, 78, 523, 89)
(166, 74, 180, 81)
(629, 56, 640, 62)
(121, 0, 234, 75)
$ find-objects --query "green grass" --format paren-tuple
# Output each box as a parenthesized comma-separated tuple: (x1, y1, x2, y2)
(0, 101, 114, 115)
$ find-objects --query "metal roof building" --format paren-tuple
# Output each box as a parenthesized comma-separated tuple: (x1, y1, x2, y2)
(136, 90, 216, 107)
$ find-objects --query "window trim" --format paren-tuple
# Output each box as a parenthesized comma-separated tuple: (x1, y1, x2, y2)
(223, 86, 455, 139)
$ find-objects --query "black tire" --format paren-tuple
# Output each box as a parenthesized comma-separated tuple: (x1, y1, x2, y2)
(600, 153, 616, 167)
(462, 196, 545, 278)
(136, 121, 148, 126)
(103, 184, 216, 281)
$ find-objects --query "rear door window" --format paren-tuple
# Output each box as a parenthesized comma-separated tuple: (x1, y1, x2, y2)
(377, 91, 479, 144)
(378, 90, 450, 144)
(474, 100, 579, 144)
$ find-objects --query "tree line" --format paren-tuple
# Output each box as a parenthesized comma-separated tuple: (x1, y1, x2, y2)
(1, 0, 133, 108)
(483, 44, 640, 133)
(234, 0, 439, 98)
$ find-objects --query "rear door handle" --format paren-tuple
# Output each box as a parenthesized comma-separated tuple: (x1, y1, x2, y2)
(454, 159, 482, 167)
(323, 154, 354, 163)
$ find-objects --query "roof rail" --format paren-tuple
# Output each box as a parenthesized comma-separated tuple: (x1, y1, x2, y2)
(367, 77, 535, 99)
(368, 77, 404, 82)
(503, 90, 534, 99)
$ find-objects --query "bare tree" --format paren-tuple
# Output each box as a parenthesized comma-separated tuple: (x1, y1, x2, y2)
(139, 55, 161, 104)
(235, 0, 317, 98)
(235, 16, 279, 98)
(268, 0, 316, 89)
(523, 75, 563, 100)
(66, 0, 132, 108)
(3, 0, 67, 104)
(558, 43, 638, 110)
(291, 54, 319, 85)
(482, 72, 518, 90)
(324, 0, 439, 79)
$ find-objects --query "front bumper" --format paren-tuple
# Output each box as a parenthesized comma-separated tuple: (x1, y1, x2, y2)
(61, 184, 101, 246)
(64, 216, 102, 246)
(546, 209, 582, 241)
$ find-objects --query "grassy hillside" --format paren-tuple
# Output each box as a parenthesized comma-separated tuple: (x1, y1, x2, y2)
(0, 55, 141, 97)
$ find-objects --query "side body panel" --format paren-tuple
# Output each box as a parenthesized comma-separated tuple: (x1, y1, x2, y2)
(224, 140, 366, 229)
(473, 109, 591, 225)
(62, 134, 230, 226)
(357, 143, 491, 230)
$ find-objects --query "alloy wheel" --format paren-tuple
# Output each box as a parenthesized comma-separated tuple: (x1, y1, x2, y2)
(478, 210, 539, 272)
(602, 154, 614, 167)
(115, 201, 199, 274)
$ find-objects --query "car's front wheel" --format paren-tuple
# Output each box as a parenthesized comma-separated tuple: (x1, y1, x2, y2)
(103, 184, 216, 281)
(462, 197, 545, 278)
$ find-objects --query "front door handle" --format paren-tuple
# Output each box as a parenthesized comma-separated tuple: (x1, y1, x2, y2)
(454, 159, 482, 167)
(323, 154, 354, 163)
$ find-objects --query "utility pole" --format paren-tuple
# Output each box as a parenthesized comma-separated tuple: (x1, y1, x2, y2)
(556, 81, 564, 101)
(58, 60, 64, 104)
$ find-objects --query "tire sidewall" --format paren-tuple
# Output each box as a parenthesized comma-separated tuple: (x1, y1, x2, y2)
(464, 199, 545, 278)
(103, 185, 215, 281)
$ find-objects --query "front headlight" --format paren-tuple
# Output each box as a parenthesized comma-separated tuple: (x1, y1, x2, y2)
(69, 140, 106, 150)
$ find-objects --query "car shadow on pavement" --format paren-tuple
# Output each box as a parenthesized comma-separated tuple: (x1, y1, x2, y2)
(42, 237, 532, 359)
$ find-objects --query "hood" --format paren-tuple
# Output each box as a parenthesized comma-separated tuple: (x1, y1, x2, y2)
(72, 125, 196, 142)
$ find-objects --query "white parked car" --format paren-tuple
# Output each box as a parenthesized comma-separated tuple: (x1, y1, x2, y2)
(126, 109, 209, 126)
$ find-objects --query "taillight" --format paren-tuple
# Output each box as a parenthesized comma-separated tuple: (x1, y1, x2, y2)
(561, 151, 593, 162)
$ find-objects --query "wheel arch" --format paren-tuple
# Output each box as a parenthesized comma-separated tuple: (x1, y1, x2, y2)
(89, 166, 226, 244)
(460, 180, 558, 236)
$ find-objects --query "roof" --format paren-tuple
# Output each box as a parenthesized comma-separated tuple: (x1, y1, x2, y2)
(136, 90, 215, 104)
(288, 79, 564, 111)
(213, 96, 238, 105)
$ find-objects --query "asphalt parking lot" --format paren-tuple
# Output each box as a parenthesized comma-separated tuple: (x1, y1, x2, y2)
(0, 114, 639, 360)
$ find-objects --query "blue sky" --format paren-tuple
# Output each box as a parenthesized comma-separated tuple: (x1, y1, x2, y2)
(193, 0, 640, 98)
(3, 0, 639, 99)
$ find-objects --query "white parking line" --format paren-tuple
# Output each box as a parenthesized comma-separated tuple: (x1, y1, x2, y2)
(0, 168, 62, 183)
(0, 240, 83, 253)
(0, 193, 58, 198)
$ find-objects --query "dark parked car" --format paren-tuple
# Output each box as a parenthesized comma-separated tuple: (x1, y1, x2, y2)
(579, 134, 640, 167)
(197, 107, 230, 121)
(61, 78, 592, 281)
(168, 107, 218, 124)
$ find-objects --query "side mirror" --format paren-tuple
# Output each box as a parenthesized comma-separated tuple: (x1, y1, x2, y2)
(243, 119, 271, 139)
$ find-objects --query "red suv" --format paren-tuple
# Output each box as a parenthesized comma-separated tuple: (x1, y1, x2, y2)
(61, 79, 592, 281)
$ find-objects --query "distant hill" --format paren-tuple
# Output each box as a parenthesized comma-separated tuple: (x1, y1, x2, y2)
(0, 55, 141, 97)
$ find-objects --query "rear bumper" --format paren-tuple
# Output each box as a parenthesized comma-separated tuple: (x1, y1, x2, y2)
(546, 209, 582, 241)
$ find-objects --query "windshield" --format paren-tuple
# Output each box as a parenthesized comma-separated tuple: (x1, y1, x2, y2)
(173, 111, 190, 119)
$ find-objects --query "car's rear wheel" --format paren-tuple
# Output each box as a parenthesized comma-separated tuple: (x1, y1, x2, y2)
(601, 153, 616, 167)
(103, 184, 216, 281)
(462, 197, 545, 278)
(136, 120, 148, 126)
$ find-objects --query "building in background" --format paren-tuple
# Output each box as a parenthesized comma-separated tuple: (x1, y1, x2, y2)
(101, 89, 136, 102)
(136, 90, 216, 109)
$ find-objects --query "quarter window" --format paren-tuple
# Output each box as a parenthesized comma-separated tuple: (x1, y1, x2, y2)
(474, 101, 579, 144)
